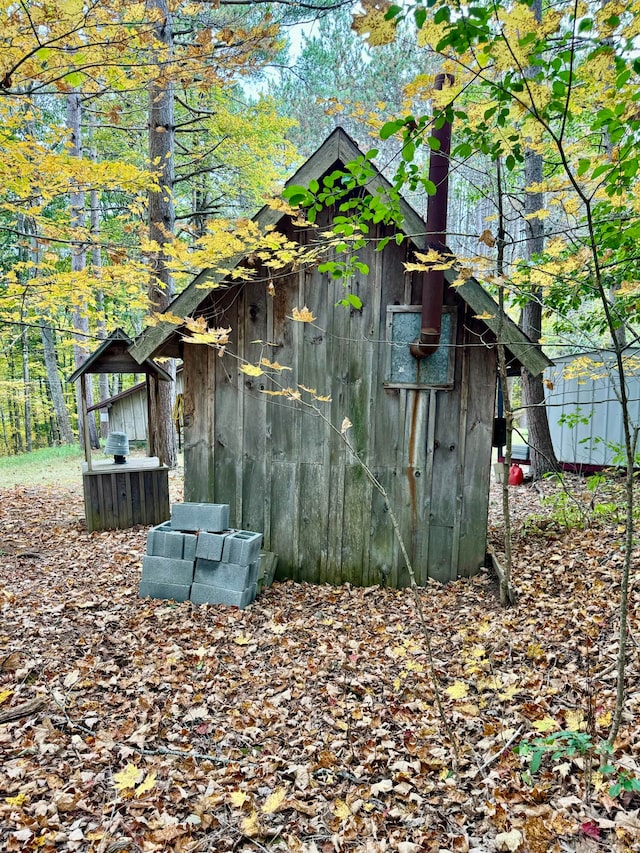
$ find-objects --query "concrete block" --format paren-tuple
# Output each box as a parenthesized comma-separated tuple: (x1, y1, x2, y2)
(182, 533, 198, 562)
(147, 521, 196, 560)
(195, 530, 231, 561)
(190, 582, 256, 609)
(221, 530, 263, 566)
(141, 555, 195, 586)
(146, 521, 172, 554)
(193, 557, 220, 583)
(139, 580, 191, 603)
(171, 502, 229, 533)
(194, 559, 259, 590)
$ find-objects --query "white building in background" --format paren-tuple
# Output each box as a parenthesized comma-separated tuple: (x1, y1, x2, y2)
(544, 349, 640, 470)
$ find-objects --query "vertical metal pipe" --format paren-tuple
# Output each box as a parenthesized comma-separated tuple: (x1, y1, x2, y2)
(411, 73, 454, 358)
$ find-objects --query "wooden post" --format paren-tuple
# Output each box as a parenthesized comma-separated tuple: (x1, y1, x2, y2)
(146, 375, 155, 457)
(80, 375, 92, 471)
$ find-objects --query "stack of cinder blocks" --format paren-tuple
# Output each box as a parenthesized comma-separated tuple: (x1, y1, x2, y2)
(139, 502, 262, 609)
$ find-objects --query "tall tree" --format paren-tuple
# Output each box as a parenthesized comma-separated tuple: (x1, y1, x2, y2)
(518, 0, 558, 478)
(67, 89, 100, 450)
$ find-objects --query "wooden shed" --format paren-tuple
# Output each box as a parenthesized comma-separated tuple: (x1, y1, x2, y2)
(89, 366, 184, 443)
(131, 128, 550, 586)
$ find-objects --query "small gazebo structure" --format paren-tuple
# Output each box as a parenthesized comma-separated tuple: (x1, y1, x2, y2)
(69, 328, 172, 532)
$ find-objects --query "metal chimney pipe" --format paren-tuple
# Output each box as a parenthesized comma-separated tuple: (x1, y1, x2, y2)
(410, 72, 454, 359)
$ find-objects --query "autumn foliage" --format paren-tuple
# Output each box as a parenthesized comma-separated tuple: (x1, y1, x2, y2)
(1, 478, 639, 851)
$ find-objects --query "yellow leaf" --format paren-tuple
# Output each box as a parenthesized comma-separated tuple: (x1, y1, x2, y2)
(234, 634, 251, 646)
(229, 790, 249, 808)
(532, 717, 557, 733)
(135, 772, 157, 796)
(241, 811, 260, 837)
(240, 363, 264, 377)
(291, 305, 316, 322)
(113, 763, 143, 793)
(5, 793, 26, 807)
(0, 689, 13, 705)
(260, 358, 291, 372)
(446, 681, 469, 700)
(596, 710, 612, 728)
(351, 0, 398, 46)
(261, 787, 286, 814)
(565, 709, 586, 731)
(334, 798, 351, 820)
(341, 417, 353, 435)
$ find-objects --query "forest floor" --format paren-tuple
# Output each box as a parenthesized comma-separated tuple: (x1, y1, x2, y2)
(0, 470, 639, 853)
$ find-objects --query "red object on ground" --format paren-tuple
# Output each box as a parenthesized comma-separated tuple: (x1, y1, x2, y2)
(508, 463, 524, 486)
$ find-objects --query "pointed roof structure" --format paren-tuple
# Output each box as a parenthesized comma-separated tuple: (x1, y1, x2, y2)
(68, 328, 172, 383)
(129, 127, 551, 377)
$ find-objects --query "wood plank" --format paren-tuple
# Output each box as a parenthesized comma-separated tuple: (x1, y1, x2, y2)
(457, 312, 497, 576)
(359, 235, 384, 587)
(267, 269, 300, 572)
(240, 279, 269, 534)
(324, 261, 351, 584)
(183, 342, 215, 501)
(138, 471, 147, 522)
(270, 462, 298, 580)
(212, 292, 242, 525)
(297, 462, 327, 582)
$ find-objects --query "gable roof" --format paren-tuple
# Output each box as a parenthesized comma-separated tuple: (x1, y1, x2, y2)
(129, 126, 551, 377)
(68, 327, 173, 383)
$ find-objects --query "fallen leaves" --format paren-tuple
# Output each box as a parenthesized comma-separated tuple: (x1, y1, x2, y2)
(0, 478, 638, 852)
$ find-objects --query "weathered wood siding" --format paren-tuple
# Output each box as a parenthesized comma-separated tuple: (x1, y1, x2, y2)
(107, 372, 183, 442)
(182, 215, 496, 586)
(82, 466, 169, 532)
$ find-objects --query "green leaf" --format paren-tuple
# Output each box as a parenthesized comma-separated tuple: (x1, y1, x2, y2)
(380, 120, 403, 140)
(414, 7, 427, 28)
(577, 159, 591, 177)
(423, 179, 437, 195)
(530, 749, 543, 774)
(402, 139, 415, 162)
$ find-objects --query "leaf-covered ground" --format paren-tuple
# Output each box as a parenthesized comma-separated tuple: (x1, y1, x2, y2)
(1, 476, 639, 853)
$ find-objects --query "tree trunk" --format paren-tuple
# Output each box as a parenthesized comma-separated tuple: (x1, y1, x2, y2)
(520, 0, 558, 480)
(147, 0, 177, 467)
(67, 90, 100, 450)
(21, 325, 32, 453)
(90, 132, 111, 439)
(39, 320, 75, 444)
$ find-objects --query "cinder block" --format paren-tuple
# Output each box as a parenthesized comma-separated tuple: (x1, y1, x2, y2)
(141, 555, 195, 586)
(139, 580, 191, 602)
(194, 557, 220, 583)
(194, 559, 258, 590)
(171, 503, 229, 533)
(182, 533, 198, 562)
(221, 530, 263, 566)
(147, 522, 195, 560)
(189, 582, 256, 609)
(195, 530, 231, 561)
(146, 520, 172, 554)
